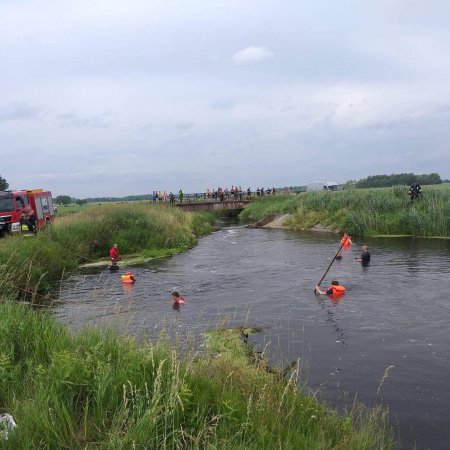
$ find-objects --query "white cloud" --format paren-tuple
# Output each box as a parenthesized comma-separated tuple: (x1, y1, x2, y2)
(232, 46, 273, 64)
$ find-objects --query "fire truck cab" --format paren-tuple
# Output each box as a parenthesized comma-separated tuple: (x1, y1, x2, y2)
(0, 189, 55, 237)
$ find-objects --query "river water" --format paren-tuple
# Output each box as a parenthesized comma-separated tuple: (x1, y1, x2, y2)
(54, 227, 450, 449)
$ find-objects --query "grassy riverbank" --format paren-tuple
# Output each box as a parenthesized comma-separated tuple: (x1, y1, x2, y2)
(0, 204, 214, 297)
(240, 186, 450, 237)
(0, 300, 393, 449)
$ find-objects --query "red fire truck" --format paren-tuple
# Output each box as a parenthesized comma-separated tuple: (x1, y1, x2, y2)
(0, 189, 55, 237)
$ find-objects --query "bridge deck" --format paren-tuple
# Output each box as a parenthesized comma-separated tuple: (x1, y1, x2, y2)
(175, 200, 250, 212)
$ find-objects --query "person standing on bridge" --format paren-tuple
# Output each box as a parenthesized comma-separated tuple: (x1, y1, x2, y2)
(169, 192, 175, 204)
(178, 189, 184, 203)
(247, 187, 251, 198)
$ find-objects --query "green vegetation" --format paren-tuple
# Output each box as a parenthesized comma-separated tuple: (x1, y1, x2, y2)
(0, 174, 8, 191)
(0, 204, 215, 297)
(240, 195, 299, 223)
(55, 203, 86, 217)
(240, 186, 450, 237)
(351, 172, 441, 189)
(0, 301, 393, 449)
(54, 195, 72, 206)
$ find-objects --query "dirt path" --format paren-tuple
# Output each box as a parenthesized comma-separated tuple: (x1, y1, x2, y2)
(263, 214, 291, 229)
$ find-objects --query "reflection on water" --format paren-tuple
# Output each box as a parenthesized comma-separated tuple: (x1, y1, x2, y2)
(54, 229, 450, 450)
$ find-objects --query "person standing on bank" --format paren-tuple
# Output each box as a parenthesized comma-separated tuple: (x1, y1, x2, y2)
(20, 204, 36, 233)
(109, 244, 121, 269)
(409, 181, 422, 202)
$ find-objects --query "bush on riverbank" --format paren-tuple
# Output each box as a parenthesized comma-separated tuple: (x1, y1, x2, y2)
(0, 204, 214, 297)
(240, 186, 450, 237)
(0, 301, 393, 449)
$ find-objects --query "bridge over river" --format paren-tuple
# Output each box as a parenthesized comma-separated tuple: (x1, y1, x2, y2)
(175, 199, 250, 212)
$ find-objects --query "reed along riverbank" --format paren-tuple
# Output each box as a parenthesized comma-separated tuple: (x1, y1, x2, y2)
(240, 185, 450, 237)
(0, 300, 393, 449)
(0, 204, 215, 298)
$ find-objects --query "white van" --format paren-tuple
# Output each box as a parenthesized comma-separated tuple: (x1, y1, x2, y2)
(307, 181, 339, 192)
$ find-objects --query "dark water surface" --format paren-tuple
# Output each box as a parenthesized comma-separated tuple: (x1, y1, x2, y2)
(55, 228, 450, 449)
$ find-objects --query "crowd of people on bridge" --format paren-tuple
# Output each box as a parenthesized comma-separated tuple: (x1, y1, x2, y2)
(151, 186, 279, 204)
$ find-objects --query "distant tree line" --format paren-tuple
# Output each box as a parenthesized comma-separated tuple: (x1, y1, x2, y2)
(277, 185, 306, 193)
(82, 194, 151, 203)
(353, 173, 442, 189)
(54, 195, 88, 206)
(0, 174, 9, 191)
(54, 194, 151, 205)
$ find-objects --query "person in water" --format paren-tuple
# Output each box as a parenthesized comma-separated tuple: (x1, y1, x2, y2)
(340, 233, 352, 248)
(109, 244, 120, 269)
(171, 291, 185, 303)
(315, 280, 346, 297)
(121, 272, 136, 283)
(355, 245, 371, 265)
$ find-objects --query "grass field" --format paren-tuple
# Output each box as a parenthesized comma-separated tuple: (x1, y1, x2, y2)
(240, 185, 450, 237)
(0, 204, 215, 298)
(55, 203, 86, 217)
(0, 300, 394, 449)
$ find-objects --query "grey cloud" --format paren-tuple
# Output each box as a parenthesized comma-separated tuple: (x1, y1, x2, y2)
(175, 122, 195, 132)
(58, 111, 111, 129)
(1, 0, 450, 197)
(0, 102, 41, 121)
(210, 100, 235, 111)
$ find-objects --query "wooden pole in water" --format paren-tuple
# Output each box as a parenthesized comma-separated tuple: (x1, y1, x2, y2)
(314, 236, 348, 293)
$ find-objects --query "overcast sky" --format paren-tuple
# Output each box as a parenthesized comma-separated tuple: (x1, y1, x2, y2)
(1, 0, 450, 197)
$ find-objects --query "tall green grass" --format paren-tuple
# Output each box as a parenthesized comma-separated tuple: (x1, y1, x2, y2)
(239, 195, 299, 223)
(241, 187, 450, 237)
(0, 301, 393, 449)
(47, 204, 213, 257)
(0, 204, 214, 297)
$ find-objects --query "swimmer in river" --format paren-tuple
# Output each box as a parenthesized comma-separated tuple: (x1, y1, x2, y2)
(171, 291, 185, 304)
(315, 280, 346, 298)
(121, 272, 136, 283)
(171, 291, 185, 311)
(355, 245, 371, 266)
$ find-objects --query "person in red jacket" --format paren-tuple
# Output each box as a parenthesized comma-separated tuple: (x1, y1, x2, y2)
(109, 244, 120, 269)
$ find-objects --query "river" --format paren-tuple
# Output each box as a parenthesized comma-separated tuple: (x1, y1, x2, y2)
(54, 227, 450, 450)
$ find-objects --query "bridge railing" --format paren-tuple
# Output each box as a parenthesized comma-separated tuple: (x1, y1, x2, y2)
(152, 191, 281, 204)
